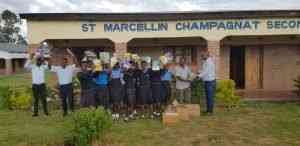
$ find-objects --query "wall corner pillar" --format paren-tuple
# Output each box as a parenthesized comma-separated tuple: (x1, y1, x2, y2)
(5, 58, 13, 75)
(114, 42, 128, 57)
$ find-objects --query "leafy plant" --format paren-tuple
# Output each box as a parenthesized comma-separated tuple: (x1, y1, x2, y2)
(73, 76, 81, 95)
(191, 79, 205, 104)
(71, 107, 113, 146)
(0, 86, 11, 110)
(216, 80, 241, 109)
(8, 86, 32, 110)
(294, 75, 300, 97)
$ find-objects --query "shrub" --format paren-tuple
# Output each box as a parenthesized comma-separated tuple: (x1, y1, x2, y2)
(191, 79, 205, 104)
(73, 76, 81, 95)
(0, 85, 32, 110)
(215, 80, 241, 109)
(294, 75, 300, 97)
(8, 86, 32, 110)
(0, 86, 11, 110)
(71, 107, 113, 146)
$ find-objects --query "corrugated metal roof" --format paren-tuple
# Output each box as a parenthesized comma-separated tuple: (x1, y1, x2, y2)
(0, 43, 27, 53)
(20, 10, 300, 21)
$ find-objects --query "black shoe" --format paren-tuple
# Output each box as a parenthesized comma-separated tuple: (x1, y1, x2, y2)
(32, 114, 38, 117)
(45, 113, 50, 116)
(202, 112, 213, 116)
(63, 113, 68, 117)
(207, 112, 213, 116)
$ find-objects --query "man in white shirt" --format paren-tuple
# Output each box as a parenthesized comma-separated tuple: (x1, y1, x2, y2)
(175, 58, 193, 103)
(50, 48, 79, 116)
(24, 54, 50, 117)
(198, 52, 216, 115)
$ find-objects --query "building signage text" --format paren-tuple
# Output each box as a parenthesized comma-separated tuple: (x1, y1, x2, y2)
(81, 19, 300, 32)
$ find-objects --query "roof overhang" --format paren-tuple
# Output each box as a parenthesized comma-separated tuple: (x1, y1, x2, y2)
(20, 10, 300, 21)
(0, 51, 28, 59)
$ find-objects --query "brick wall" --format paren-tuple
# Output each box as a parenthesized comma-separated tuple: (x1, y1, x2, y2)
(219, 46, 230, 80)
(263, 45, 300, 90)
(219, 44, 300, 91)
(115, 42, 127, 57)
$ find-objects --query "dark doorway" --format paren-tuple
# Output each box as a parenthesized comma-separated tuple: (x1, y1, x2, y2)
(230, 46, 245, 89)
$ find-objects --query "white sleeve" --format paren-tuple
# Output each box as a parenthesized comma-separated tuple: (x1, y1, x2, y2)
(175, 67, 180, 76)
(188, 67, 192, 75)
(70, 64, 81, 74)
(51, 65, 59, 72)
(70, 64, 76, 71)
(198, 63, 208, 78)
(24, 59, 33, 70)
(39, 61, 49, 70)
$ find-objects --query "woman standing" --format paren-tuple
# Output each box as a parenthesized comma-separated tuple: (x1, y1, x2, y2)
(160, 64, 173, 106)
(109, 62, 125, 120)
(77, 60, 96, 107)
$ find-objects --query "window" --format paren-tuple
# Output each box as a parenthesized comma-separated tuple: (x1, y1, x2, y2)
(163, 47, 194, 64)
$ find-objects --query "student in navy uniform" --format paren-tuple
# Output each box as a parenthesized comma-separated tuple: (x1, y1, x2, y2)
(136, 61, 152, 118)
(24, 54, 50, 117)
(77, 60, 96, 107)
(109, 62, 125, 120)
(149, 61, 163, 117)
(123, 61, 138, 120)
(94, 63, 110, 110)
(160, 64, 173, 106)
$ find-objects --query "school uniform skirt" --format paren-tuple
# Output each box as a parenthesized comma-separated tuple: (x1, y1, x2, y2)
(109, 79, 125, 104)
(151, 82, 162, 103)
(95, 85, 109, 108)
(161, 81, 171, 104)
(137, 84, 152, 105)
(80, 88, 96, 107)
(126, 86, 136, 106)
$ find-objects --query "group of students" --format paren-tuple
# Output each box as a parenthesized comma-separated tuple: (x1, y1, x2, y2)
(78, 58, 174, 120)
(25, 49, 216, 120)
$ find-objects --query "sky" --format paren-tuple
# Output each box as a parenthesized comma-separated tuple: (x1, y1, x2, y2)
(0, 0, 299, 37)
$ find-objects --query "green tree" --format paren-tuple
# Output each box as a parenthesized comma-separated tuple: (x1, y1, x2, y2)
(0, 10, 27, 45)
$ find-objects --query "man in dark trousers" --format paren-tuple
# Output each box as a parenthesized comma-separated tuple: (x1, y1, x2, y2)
(198, 52, 216, 116)
(24, 54, 50, 117)
(50, 48, 79, 116)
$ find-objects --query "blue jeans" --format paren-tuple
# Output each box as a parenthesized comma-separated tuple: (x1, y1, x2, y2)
(204, 80, 216, 113)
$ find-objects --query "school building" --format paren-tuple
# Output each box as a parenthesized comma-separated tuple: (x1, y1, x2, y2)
(20, 10, 300, 99)
(0, 43, 27, 75)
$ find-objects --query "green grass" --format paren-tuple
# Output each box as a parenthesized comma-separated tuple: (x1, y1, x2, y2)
(0, 73, 300, 146)
(0, 102, 299, 146)
(0, 72, 55, 88)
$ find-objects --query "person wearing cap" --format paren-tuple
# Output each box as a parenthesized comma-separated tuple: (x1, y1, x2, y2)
(198, 51, 216, 115)
(24, 54, 50, 117)
(93, 62, 110, 110)
(77, 58, 97, 108)
(50, 48, 79, 116)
